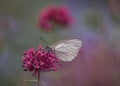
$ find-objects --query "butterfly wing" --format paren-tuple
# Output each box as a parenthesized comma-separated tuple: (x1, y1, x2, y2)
(50, 39, 82, 62)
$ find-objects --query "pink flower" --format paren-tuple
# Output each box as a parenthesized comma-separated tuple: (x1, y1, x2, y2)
(22, 46, 60, 77)
(37, 5, 74, 31)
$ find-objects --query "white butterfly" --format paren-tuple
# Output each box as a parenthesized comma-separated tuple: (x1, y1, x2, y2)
(48, 39, 82, 62)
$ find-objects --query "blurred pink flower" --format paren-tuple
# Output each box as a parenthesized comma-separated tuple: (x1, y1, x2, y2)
(37, 5, 74, 31)
(22, 45, 59, 77)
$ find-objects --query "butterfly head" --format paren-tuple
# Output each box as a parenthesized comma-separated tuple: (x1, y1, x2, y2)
(45, 46, 55, 52)
(39, 37, 55, 53)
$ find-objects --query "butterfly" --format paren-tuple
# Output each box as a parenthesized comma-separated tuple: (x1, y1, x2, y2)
(42, 38, 82, 62)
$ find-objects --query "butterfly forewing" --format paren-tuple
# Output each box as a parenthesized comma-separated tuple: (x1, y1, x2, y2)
(50, 39, 82, 62)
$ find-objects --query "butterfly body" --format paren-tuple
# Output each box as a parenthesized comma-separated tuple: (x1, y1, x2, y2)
(45, 46, 54, 52)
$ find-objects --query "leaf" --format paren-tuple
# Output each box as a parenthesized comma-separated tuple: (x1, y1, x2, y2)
(24, 79, 38, 82)
(24, 79, 47, 86)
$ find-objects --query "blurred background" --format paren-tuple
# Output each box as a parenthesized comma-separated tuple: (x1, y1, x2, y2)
(0, 0, 120, 86)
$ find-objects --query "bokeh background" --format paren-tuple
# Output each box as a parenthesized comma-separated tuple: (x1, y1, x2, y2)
(0, 0, 120, 86)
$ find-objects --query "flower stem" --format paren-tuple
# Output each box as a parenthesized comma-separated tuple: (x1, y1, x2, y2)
(38, 71, 40, 86)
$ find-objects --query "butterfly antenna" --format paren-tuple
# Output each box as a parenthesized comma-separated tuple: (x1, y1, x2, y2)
(40, 37, 48, 45)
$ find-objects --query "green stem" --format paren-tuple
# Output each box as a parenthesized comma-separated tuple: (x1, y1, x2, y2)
(38, 71, 40, 86)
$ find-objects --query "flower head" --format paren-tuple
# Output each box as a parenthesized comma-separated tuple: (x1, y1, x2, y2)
(37, 5, 74, 31)
(22, 45, 59, 77)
